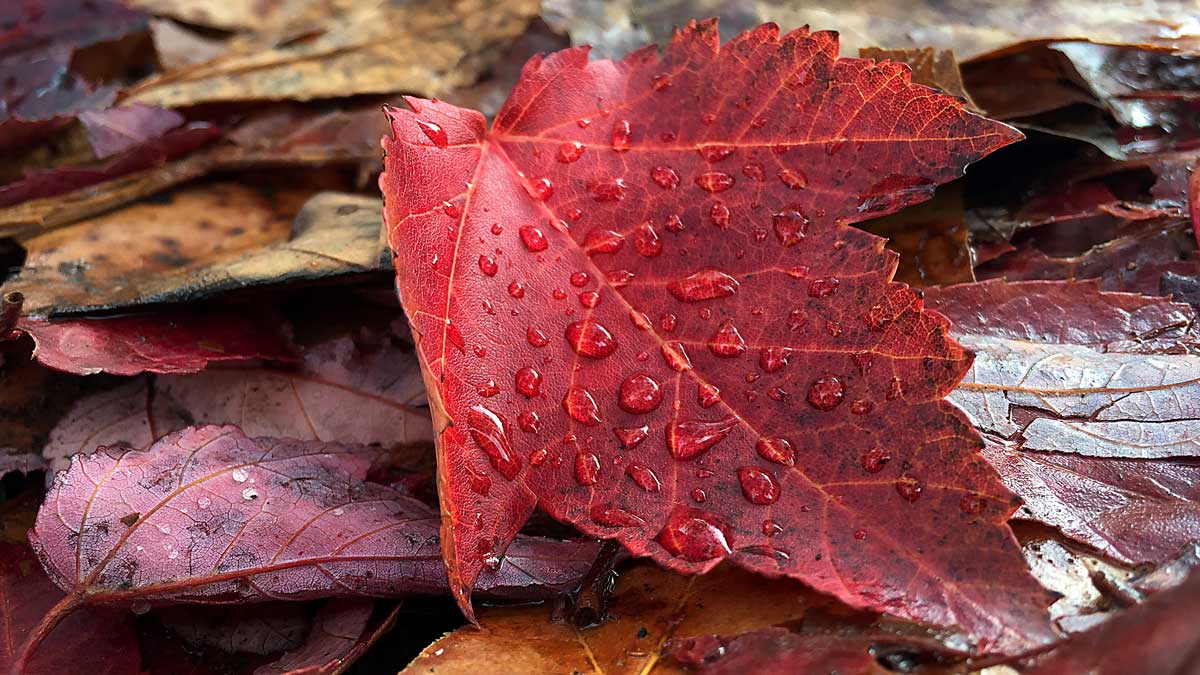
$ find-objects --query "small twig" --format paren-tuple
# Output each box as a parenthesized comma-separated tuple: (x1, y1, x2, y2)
(570, 540, 626, 628)
(0, 291, 23, 340)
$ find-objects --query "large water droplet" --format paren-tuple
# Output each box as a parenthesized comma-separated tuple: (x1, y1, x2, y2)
(591, 504, 646, 528)
(526, 326, 550, 347)
(807, 376, 845, 411)
(241, 487, 259, 500)
(710, 203, 731, 229)
(772, 209, 809, 247)
(708, 320, 746, 357)
(756, 437, 795, 466)
(468, 406, 521, 480)
(590, 178, 627, 202)
(514, 367, 542, 398)
(611, 120, 632, 151)
(651, 165, 680, 189)
(469, 470, 491, 496)
(231, 468, 248, 483)
(651, 73, 672, 91)
(575, 451, 601, 486)
(416, 120, 448, 147)
(738, 467, 781, 505)
(615, 425, 649, 449)
(565, 320, 617, 358)
(698, 145, 734, 162)
(478, 254, 498, 277)
(557, 141, 585, 163)
(667, 418, 736, 460)
(697, 382, 720, 407)
(895, 475, 923, 502)
(584, 228, 626, 255)
(563, 386, 601, 426)
(508, 281, 526, 299)
(762, 520, 783, 536)
(611, 372, 660, 413)
(519, 224, 548, 252)
(778, 168, 807, 189)
(661, 341, 692, 371)
(667, 269, 739, 303)
(656, 507, 733, 562)
(627, 464, 661, 492)
(525, 177, 553, 201)
(695, 172, 734, 193)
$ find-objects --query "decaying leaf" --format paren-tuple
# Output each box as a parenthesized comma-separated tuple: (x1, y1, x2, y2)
(125, 0, 539, 108)
(859, 184, 974, 288)
(382, 19, 1052, 652)
(4, 187, 388, 316)
(254, 600, 400, 675)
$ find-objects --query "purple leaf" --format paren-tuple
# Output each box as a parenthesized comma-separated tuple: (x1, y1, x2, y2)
(79, 103, 185, 159)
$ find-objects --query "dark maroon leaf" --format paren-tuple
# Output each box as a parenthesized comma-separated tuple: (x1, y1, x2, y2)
(14, 309, 295, 375)
(30, 425, 598, 605)
(925, 279, 1196, 347)
(0, 542, 140, 675)
(0, 447, 44, 479)
(79, 103, 185, 159)
(0, 122, 220, 208)
(1022, 568, 1200, 674)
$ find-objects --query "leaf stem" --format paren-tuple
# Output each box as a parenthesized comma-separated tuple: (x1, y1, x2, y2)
(10, 591, 84, 675)
(0, 291, 23, 339)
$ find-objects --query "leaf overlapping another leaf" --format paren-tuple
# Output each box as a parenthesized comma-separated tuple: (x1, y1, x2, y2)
(381, 19, 1054, 653)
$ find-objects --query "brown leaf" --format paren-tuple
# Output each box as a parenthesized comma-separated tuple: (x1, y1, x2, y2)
(4, 186, 387, 316)
(125, 0, 539, 108)
(859, 184, 974, 287)
(403, 563, 824, 675)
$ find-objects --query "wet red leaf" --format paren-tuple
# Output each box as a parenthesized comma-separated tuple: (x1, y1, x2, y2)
(380, 19, 1053, 653)
(0, 542, 140, 675)
(14, 309, 295, 376)
(255, 600, 400, 675)
(1022, 568, 1200, 674)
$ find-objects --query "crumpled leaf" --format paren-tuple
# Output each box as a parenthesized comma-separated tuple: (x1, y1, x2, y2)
(14, 309, 295, 375)
(1021, 568, 1200, 674)
(382, 19, 1053, 653)
(405, 563, 823, 675)
(4, 187, 388, 316)
(930, 280, 1200, 564)
(125, 0, 538, 108)
(0, 542, 140, 675)
(41, 320, 433, 475)
(542, 0, 1200, 62)
(30, 424, 600, 606)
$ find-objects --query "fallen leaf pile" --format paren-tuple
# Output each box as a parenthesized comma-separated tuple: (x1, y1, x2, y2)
(1, 1, 1199, 673)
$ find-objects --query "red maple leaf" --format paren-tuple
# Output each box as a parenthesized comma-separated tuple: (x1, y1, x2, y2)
(381, 20, 1053, 653)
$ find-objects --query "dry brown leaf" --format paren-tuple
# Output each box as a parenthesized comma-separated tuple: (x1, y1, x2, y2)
(403, 563, 825, 675)
(544, 0, 1200, 62)
(4, 187, 387, 316)
(129, 0, 318, 32)
(125, 0, 539, 108)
